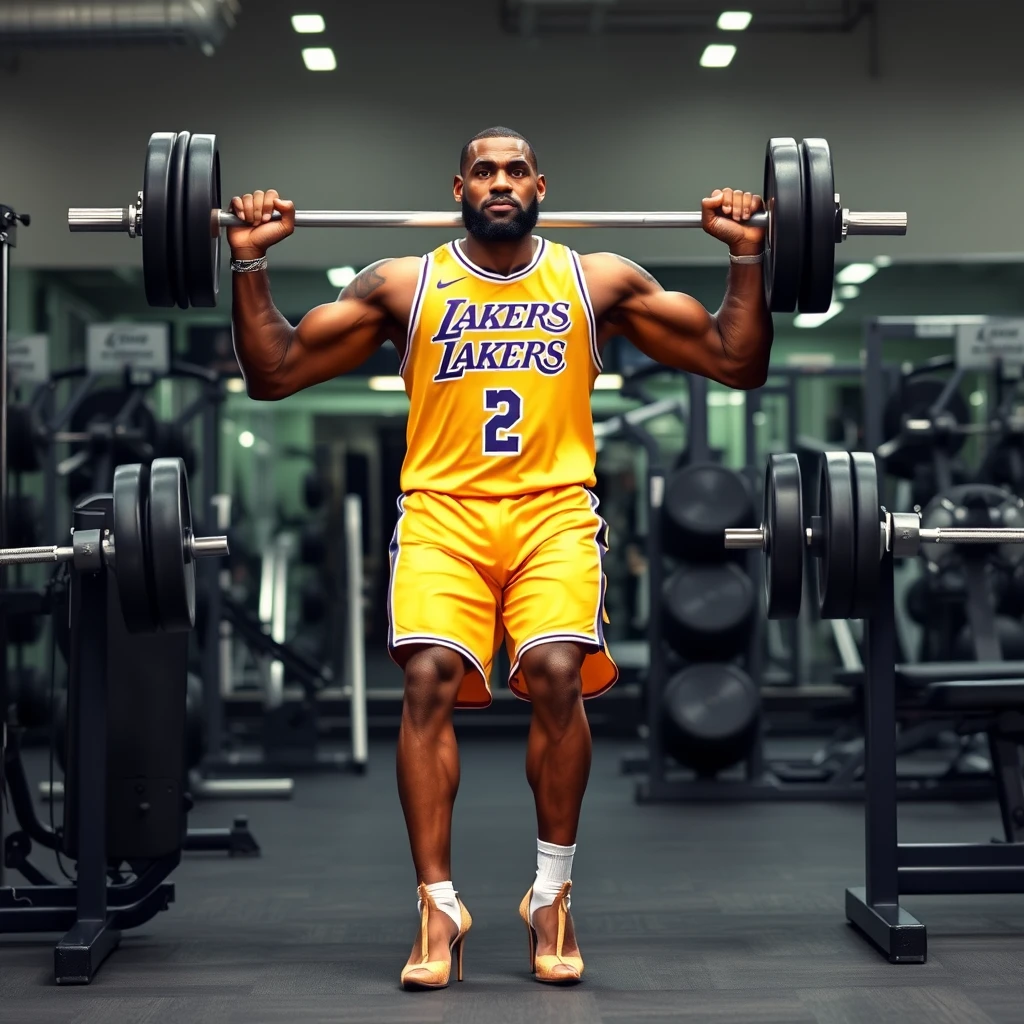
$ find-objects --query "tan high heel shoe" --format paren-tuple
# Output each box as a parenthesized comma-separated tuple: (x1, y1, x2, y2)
(519, 881, 584, 984)
(400, 882, 472, 990)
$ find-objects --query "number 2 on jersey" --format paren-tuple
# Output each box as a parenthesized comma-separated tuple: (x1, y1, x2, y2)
(482, 388, 523, 456)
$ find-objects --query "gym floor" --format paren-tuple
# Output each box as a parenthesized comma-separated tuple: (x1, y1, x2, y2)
(4, 739, 1024, 1023)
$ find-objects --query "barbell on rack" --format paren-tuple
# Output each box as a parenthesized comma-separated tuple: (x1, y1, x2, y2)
(67, 131, 907, 314)
(0, 457, 228, 633)
(726, 451, 1024, 620)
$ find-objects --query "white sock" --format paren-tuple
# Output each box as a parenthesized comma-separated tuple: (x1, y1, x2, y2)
(417, 880, 462, 934)
(530, 839, 575, 920)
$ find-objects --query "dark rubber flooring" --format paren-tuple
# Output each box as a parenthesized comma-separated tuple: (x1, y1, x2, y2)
(3, 737, 1024, 1023)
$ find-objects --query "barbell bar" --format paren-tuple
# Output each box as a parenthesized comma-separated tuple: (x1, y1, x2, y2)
(725, 451, 1024, 620)
(0, 531, 228, 568)
(66, 131, 907, 314)
(726, 524, 1024, 551)
(68, 207, 908, 233)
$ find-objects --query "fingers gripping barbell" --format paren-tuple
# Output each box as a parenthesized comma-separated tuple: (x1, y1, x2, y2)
(0, 457, 228, 633)
(727, 451, 1024, 621)
(68, 132, 907, 314)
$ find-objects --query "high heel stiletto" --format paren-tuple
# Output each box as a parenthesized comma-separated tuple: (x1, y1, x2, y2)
(519, 881, 584, 984)
(400, 882, 472, 990)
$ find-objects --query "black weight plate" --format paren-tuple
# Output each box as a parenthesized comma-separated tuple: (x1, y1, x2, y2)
(9, 403, 42, 473)
(763, 138, 804, 313)
(663, 563, 755, 661)
(816, 452, 856, 619)
(882, 377, 971, 480)
(143, 132, 177, 308)
(185, 133, 222, 308)
(798, 138, 837, 314)
(764, 453, 804, 619)
(663, 463, 754, 562)
(661, 663, 760, 776)
(169, 131, 191, 310)
(849, 451, 881, 619)
(113, 462, 159, 633)
(148, 457, 196, 632)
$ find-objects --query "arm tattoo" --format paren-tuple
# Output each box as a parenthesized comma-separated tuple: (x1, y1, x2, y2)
(340, 258, 393, 301)
(610, 253, 661, 289)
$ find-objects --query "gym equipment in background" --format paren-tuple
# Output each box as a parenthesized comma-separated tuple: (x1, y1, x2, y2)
(733, 449, 1024, 964)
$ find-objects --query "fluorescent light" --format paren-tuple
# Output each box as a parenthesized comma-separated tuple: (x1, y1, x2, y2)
(794, 300, 844, 329)
(291, 14, 325, 33)
(302, 47, 336, 71)
(874, 254, 893, 268)
(969, 390, 985, 407)
(226, 377, 246, 393)
(700, 43, 736, 67)
(837, 283, 860, 300)
(327, 266, 357, 289)
(593, 374, 623, 390)
(238, 430, 255, 448)
(836, 262, 878, 285)
(717, 11, 752, 30)
(368, 376, 407, 392)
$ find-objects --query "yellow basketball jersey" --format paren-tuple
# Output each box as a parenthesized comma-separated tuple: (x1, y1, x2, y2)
(400, 238, 600, 497)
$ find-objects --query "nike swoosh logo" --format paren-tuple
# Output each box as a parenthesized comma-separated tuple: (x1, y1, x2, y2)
(436, 277, 466, 289)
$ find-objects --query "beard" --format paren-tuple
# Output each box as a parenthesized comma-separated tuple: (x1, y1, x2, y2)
(461, 194, 539, 243)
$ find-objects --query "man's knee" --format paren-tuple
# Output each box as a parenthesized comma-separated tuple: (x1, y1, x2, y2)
(522, 643, 584, 713)
(400, 646, 464, 727)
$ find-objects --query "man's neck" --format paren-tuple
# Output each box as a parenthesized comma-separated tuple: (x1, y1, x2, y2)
(459, 235, 537, 277)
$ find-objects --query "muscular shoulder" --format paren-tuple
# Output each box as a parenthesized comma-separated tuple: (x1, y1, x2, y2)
(578, 252, 662, 324)
(338, 255, 423, 306)
(579, 252, 661, 292)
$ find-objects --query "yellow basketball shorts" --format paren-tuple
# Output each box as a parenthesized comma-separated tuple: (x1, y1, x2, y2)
(386, 485, 618, 709)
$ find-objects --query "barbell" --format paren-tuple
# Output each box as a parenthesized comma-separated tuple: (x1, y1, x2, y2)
(0, 456, 228, 633)
(726, 451, 1024, 620)
(67, 131, 907, 314)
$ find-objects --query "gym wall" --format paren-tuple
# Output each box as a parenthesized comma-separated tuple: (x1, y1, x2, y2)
(4, 0, 1024, 270)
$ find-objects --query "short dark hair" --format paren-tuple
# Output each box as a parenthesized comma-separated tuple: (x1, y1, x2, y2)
(459, 127, 538, 176)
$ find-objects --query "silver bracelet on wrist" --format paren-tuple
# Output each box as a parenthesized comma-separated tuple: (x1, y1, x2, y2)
(230, 256, 268, 273)
(729, 252, 764, 265)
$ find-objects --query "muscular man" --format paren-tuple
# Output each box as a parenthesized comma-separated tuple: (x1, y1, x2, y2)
(229, 126, 771, 989)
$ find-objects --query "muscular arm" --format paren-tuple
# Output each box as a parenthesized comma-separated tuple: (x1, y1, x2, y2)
(583, 252, 773, 390)
(231, 257, 421, 400)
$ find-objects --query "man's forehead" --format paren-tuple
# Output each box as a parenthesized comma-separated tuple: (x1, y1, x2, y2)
(467, 138, 532, 165)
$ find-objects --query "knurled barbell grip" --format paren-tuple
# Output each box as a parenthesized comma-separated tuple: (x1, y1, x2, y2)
(0, 545, 74, 567)
(920, 527, 1024, 544)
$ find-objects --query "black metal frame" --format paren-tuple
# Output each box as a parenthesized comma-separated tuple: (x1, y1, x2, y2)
(0, 205, 18, 888)
(0, 497, 177, 983)
(846, 541, 1024, 963)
